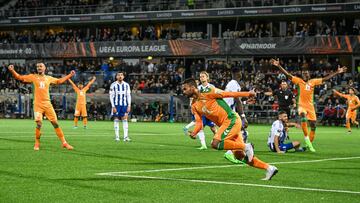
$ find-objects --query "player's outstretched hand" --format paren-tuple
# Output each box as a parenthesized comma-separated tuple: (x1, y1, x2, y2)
(70, 70, 76, 76)
(337, 65, 347, 74)
(92, 76, 96, 80)
(270, 58, 280, 67)
(8, 64, 14, 71)
(249, 89, 256, 97)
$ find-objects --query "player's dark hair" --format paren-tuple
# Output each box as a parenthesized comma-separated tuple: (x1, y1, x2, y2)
(182, 78, 197, 87)
(116, 71, 126, 77)
(278, 111, 287, 116)
(349, 87, 356, 92)
(231, 67, 240, 73)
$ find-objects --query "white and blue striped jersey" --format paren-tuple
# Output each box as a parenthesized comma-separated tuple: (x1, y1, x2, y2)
(109, 81, 131, 107)
(198, 83, 215, 93)
(224, 79, 241, 111)
(267, 120, 287, 146)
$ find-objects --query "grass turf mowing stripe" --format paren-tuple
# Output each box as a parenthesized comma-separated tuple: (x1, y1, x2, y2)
(97, 156, 360, 175)
(97, 174, 360, 195)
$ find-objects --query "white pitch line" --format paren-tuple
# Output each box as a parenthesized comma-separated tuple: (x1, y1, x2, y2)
(97, 156, 360, 175)
(100, 174, 360, 195)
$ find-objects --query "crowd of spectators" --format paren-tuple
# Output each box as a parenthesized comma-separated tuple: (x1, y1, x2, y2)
(1, 57, 359, 123)
(1, 0, 357, 18)
(0, 18, 358, 44)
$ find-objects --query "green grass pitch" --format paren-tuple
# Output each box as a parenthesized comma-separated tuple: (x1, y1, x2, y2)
(0, 119, 360, 202)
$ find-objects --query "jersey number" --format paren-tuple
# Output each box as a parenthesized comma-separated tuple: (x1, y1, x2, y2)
(39, 81, 45, 89)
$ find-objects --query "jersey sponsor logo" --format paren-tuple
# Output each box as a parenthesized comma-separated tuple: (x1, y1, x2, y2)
(200, 87, 211, 93)
(305, 84, 311, 91)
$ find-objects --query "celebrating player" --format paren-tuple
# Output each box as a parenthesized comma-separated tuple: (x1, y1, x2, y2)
(183, 71, 217, 150)
(333, 88, 360, 133)
(110, 72, 131, 142)
(271, 58, 347, 152)
(8, 63, 75, 150)
(182, 78, 278, 180)
(268, 111, 305, 153)
(69, 76, 96, 129)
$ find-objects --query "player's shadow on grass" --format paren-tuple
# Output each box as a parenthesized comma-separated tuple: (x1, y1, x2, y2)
(70, 150, 218, 166)
(0, 169, 140, 197)
(0, 137, 33, 144)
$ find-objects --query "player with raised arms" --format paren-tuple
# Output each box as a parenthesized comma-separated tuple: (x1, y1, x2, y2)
(8, 63, 75, 150)
(271, 58, 347, 152)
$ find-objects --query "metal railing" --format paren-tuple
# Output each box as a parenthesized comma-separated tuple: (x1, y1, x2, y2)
(1, 0, 358, 18)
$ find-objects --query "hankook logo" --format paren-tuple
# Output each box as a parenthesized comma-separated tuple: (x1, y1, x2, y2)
(239, 43, 276, 49)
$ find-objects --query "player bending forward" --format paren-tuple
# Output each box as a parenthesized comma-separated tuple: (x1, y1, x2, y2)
(182, 78, 278, 180)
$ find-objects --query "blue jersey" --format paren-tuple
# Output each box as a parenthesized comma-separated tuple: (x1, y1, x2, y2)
(109, 81, 131, 107)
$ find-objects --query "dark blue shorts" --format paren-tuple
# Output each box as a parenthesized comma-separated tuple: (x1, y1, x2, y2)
(112, 105, 128, 118)
(191, 114, 215, 127)
(269, 142, 294, 152)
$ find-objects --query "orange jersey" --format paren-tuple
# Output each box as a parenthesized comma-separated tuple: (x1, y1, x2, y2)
(69, 78, 95, 106)
(14, 74, 61, 105)
(336, 92, 360, 111)
(292, 76, 322, 107)
(74, 87, 89, 106)
(191, 88, 250, 135)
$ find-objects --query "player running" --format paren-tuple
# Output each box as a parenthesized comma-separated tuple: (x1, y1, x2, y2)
(183, 71, 217, 150)
(110, 72, 131, 142)
(8, 63, 75, 150)
(69, 76, 96, 129)
(182, 78, 278, 180)
(333, 88, 360, 133)
(271, 58, 347, 152)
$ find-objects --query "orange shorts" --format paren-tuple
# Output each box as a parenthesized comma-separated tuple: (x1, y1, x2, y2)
(213, 116, 243, 147)
(74, 104, 87, 117)
(298, 104, 317, 121)
(34, 103, 57, 122)
(346, 110, 357, 121)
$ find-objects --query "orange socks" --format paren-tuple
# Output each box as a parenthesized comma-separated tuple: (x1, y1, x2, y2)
(309, 130, 316, 142)
(74, 117, 78, 127)
(248, 157, 269, 170)
(35, 128, 41, 144)
(346, 121, 351, 132)
(83, 117, 87, 126)
(301, 121, 309, 137)
(54, 128, 66, 144)
(222, 140, 245, 151)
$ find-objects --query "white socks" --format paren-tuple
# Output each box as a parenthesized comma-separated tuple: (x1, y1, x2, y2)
(114, 119, 119, 140)
(185, 121, 195, 129)
(122, 120, 129, 139)
(197, 130, 206, 147)
(225, 150, 233, 155)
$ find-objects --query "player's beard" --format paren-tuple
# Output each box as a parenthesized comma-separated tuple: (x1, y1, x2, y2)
(37, 70, 44, 75)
